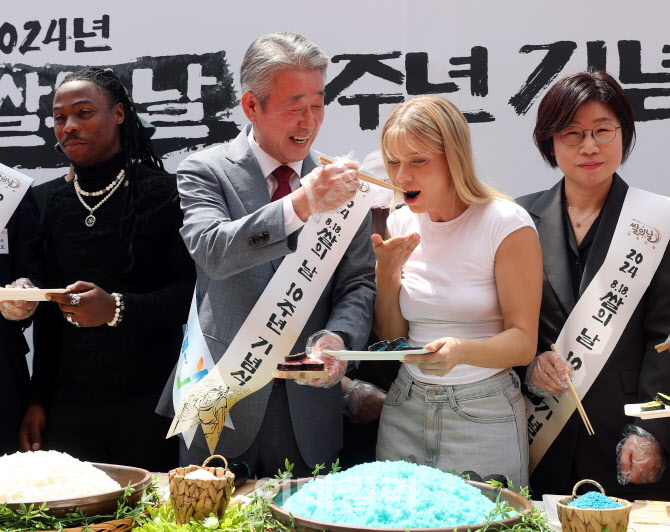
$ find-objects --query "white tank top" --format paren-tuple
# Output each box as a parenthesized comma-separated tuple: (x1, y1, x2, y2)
(387, 198, 536, 385)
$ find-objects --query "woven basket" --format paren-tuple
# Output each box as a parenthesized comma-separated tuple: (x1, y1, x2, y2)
(168, 455, 235, 525)
(556, 479, 632, 532)
(43, 516, 134, 532)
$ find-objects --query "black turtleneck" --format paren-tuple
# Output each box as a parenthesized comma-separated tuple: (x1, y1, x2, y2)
(73, 151, 124, 190)
(32, 156, 195, 403)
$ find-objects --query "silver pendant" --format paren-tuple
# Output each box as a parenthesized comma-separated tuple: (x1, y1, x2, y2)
(85, 214, 96, 227)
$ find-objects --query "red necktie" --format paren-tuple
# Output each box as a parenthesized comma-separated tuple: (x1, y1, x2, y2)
(271, 165, 294, 202)
(271, 165, 294, 386)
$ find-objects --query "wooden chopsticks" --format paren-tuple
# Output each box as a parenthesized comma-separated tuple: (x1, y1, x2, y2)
(317, 155, 404, 194)
(551, 344, 595, 436)
(654, 333, 670, 353)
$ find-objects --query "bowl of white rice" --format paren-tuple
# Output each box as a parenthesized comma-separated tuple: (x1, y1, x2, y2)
(0, 451, 152, 518)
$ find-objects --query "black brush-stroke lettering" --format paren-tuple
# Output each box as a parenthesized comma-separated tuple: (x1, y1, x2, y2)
(625, 87, 670, 122)
(42, 19, 67, 51)
(73, 16, 111, 53)
(325, 52, 403, 105)
(509, 41, 577, 115)
(463, 110, 494, 123)
(449, 46, 488, 97)
(0, 22, 18, 54)
(405, 52, 458, 95)
(19, 21, 41, 54)
(0, 50, 238, 170)
(661, 45, 670, 69)
(337, 93, 404, 130)
(619, 40, 670, 83)
(587, 41, 607, 72)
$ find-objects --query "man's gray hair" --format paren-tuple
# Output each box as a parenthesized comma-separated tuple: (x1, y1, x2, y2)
(240, 32, 329, 109)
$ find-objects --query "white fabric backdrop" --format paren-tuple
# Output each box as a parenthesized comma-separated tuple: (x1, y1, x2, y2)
(2, 0, 669, 198)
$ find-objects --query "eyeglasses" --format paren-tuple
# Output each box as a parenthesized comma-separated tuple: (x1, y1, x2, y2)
(559, 122, 621, 146)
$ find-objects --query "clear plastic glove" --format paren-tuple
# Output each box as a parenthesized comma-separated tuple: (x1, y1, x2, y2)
(617, 424, 667, 485)
(343, 378, 386, 423)
(526, 350, 573, 397)
(295, 330, 348, 388)
(302, 157, 359, 219)
(0, 278, 39, 321)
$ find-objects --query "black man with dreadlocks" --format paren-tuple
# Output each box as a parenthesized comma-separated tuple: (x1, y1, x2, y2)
(18, 68, 195, 471)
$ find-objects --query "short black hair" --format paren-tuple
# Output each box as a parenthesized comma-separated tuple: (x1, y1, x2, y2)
(533, 71, 635, 167)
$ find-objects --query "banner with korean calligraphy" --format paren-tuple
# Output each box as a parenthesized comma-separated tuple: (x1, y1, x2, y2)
(2, 0, 670, 198)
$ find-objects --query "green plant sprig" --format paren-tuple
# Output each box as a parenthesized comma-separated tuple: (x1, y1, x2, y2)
(476, 479, 551, 532)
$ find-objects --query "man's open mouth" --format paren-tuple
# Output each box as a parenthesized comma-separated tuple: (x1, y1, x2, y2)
(290, 135, 309, 144)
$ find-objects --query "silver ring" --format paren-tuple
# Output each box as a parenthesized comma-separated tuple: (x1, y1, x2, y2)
(71, 294, 81, 307)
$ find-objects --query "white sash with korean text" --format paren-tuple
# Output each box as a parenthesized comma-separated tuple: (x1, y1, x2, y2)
(168, 181, 378, 453)
(527, 187, 670, 473)
(0, 162, 33, 230)
(172, 291, 229, 448)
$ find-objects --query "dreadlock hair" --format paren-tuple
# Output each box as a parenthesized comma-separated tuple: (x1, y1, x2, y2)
(59, 67, 166, 272)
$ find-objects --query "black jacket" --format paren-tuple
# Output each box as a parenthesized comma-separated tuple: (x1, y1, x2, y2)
(517, 174, 670, 500)
(0, 189, 45, 453)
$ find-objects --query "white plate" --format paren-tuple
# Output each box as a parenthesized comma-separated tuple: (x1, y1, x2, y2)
(324, 349, 430, 361)
(0, 288, 70, 301)
(547, 520, 562, 532)
(625, 402, 670, 419)
(542, 494, 566, 532)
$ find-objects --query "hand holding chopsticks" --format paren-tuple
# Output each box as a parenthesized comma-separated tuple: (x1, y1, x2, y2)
(551, 344, 595, 436)
(318, 155, 404, 194)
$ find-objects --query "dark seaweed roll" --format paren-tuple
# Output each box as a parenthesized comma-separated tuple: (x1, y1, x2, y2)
(640, 401, 666, 411)
(654, 392, 670, 407)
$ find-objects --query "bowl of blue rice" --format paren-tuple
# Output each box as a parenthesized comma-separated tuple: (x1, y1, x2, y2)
(268, 461, 532, 532)
(556, 479, 631, 532)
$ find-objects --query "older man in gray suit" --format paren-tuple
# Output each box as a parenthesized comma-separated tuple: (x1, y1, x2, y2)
(158, 33, 375, 477)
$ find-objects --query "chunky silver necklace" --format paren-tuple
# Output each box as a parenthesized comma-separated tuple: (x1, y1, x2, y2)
(74, 169, 126, 227)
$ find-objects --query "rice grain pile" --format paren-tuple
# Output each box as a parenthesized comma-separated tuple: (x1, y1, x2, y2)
(0, 450, 122, 502)
(567, 491, 623, 510)
(281, 461, 501, 528)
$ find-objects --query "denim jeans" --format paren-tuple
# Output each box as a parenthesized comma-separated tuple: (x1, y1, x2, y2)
(376, 365, 529, 489)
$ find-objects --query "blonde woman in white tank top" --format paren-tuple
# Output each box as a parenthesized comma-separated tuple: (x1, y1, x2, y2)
(372, 96, 542, 489)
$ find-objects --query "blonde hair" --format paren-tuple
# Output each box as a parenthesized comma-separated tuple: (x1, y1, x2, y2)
(380, 95, 509, 208)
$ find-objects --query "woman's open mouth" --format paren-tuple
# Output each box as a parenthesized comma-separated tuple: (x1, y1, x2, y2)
(404, 190, 420, 200)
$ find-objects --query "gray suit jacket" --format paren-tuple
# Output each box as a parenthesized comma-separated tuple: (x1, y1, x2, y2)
(517, 174, 670, 499)
(158, 125, 375, 466)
